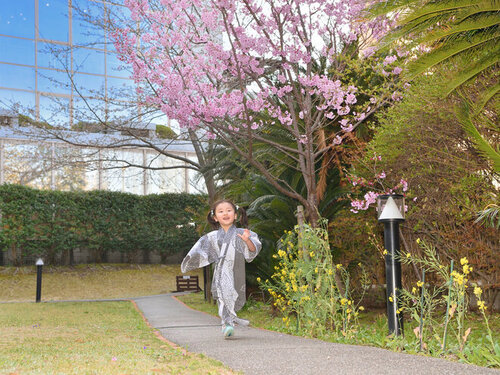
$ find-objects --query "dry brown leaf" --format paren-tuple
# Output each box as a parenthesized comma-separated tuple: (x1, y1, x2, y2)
(449, 303, 457, 318)
(463, 327, 471, 343)
(413, 326, 420, 339)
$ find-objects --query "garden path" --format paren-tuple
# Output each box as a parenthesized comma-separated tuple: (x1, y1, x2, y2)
(134, 293, 499, 375)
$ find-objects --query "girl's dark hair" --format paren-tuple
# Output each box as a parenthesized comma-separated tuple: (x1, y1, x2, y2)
(207, 199, 248, 229)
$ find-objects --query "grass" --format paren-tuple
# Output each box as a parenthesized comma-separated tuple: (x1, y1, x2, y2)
(0, 301, 237, 375)
(0, 264, 236, 375)
(0, 264, 202, 302)
(178, 292, 500, 368)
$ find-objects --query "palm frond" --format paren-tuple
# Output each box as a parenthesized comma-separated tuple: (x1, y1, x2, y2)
(456, 102, 500, 172)
(444, 47, 500, 96)
(407, 31, 499, 78)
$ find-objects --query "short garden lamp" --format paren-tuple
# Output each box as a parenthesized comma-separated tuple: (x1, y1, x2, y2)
(36, 258, 44, 303)
(377, 194, 405, 336)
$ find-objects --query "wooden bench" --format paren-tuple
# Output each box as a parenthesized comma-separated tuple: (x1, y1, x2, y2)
(176, 275, 201, 292)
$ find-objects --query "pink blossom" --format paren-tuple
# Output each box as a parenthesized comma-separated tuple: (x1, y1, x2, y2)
(377, 171, 386, 179)
(383, 55, 397, 66)
(332, 135, 342, 145)
(392, 66, 403, 75)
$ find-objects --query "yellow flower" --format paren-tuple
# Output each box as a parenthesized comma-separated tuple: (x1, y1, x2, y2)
(346, 308, 352, 314)
(272, 254, 278, 259)
(417, 281, 423, 287)
(347, 300, 352, 305)
(460, 257, 468, 265)
(477, 300, 487, 311)
(282, 317, 288, 322)
(359, 306, 365, 311)
(309, 251, 315, 258)
(358, 263, 362, 267)
(406, 253, 411, 258)
(396, 309, 402, 314)
(336, 263, 342, 269)
(412, 287, 417, 294)
(474, 286, 482, 297)
(383, 249, 388, 255)
(463, 264, 471, 275)
(388, 296, 394, 302)
(340, 298, 348, 306)
(256, 277, 261, 282)
(315, 267, 318, 273)
(416, 238, 421, 244)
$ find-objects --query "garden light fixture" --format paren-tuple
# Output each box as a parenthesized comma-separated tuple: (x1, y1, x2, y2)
(377, 194, 405, 336)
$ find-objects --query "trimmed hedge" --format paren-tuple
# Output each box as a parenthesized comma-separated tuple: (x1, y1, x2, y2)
(0, 184, 205, 265)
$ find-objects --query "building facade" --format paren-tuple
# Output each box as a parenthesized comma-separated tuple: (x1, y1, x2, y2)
(0, 0, 204, 195)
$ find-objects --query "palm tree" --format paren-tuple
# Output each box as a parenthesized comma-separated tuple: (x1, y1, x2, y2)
(368, 0, 499, 96)
(367, 0, 500, 171)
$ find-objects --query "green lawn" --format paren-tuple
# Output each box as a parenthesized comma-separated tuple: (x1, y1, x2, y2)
(0, 264, 202, 302)
(0, 264, 235, 375)
(0, 301, 239, 374)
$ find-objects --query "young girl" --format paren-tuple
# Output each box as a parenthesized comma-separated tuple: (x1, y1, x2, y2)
(181, 199, 261, 338)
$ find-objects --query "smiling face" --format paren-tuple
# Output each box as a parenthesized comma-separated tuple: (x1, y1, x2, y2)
(213, 202, 237, 230)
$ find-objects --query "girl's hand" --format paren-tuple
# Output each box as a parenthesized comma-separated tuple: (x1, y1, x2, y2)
(237, 229, 256, 252)
(237, 229, 251, 242)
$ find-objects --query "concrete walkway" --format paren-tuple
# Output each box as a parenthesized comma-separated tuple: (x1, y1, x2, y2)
(133, 293, 499, 375)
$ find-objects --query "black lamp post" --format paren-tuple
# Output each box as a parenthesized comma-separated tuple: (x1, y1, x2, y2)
(36, 258, 44, 303)
(377, 194, 405, 336)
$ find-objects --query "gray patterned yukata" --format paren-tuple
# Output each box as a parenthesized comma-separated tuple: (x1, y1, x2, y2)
(181, 225, 261, 327)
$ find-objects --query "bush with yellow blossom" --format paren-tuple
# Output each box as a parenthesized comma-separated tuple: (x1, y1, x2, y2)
(258, 219, 367, 338)
(397, 238, 499, 364)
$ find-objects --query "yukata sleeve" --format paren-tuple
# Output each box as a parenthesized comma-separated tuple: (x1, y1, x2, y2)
(237, 230, 262, 262)
(181, 235, 216, 273)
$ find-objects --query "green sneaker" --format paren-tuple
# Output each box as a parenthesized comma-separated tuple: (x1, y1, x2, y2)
(223, 325, 234, 338)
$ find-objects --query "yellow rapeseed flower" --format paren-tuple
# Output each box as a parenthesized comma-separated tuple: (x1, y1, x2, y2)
(406, 253, 411, 258)
(256, 277, 261, 282)
(463, 264, 471, 275)
(383, 249, 388, 255)
(412, 287, 417, 294)
(359, 306, 365, 311)
(416, 238, 421, 244)
(340, 298, 348, 305)
(417, 281, 423, 287)
(389, 296, 394, 302)
(309, 251, 315, 258)
(336, 264, 342, 269)
(474, 286, 482, 297)
(477, 300, 487, 311)
(460, 257, 468, 265)
(315, 267, 318, 273)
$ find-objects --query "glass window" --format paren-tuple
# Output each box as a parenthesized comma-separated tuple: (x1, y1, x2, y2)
(0, 2, 35, 38)
(74, 47, 105, 75)
(106, 101, 135, 123)
(107, 76, 135, 97)
(0, 36, 35, 66)
(3, 141, 52, 188)
(0, 89, 36, 114)
(39, 95, 70, 128)
(73, 73, 105, 97)
(39, 0, 69, 42)
(37, 69, 71, 95)
(146, 153, 186, 193)
(53, 143, 87, 191)
(37, 42, 70, 70)
(106, 52, 130, 78)
(72, 0, 105, 47)
(0, 65, 35, 90)
(73, 97, 105, 125)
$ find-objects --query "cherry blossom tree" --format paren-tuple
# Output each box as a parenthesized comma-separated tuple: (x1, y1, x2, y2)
(111, 0, 397, 225)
